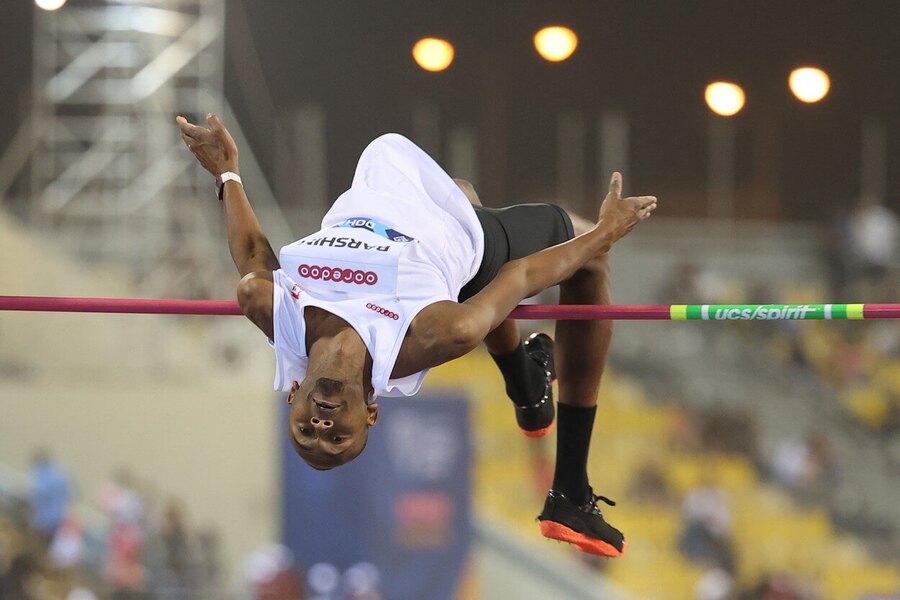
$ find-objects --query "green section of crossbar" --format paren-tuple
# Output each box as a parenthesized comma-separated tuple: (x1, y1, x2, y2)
(668, 304, 865, 321)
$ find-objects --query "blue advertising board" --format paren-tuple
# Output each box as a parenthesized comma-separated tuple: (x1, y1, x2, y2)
(281, 394, 472, 600)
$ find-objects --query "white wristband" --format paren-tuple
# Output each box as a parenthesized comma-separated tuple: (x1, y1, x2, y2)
(215, 171, 242, 200)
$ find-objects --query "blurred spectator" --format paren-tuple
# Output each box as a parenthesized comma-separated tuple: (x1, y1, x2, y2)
(831, 327, 871, 386)
(770, 433, 839, 505)
(824, 206, 852, 298)
(99, 470, 147, 600)
(28, 449, 71, 545)
(678, 482, 736, 573)
(700, 409, 758, 460)
(695, 567, 735, 600)
(658, 261, 729, 304)
(804, 434, 838, 487)
(738, 572, 817, 600)
(97, 469, 144, 526)
(61, 570, 98, 600)
(342, 562, 383, 600)
(668, 403, 702, 453)
(65, 587, 97, 600)
(0, 553, 37, 600)
(49, 514, 86, 570)
(627, 461, 677, 507)
(870, 322, 900, 358)
(661, 262, 704, 303)
(242, 544, 302, 600)
(104, 519, 146, 600)
(195, 527, 222, 590)
(771, 439, 807, 487)
(844, 198, 898, 301)
(153, 500, 193, 599)
(65, 586, 98, 600)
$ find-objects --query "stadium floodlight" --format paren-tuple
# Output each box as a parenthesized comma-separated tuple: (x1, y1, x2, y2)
(789, 67, 830, 103)
(705, 82, 745, 116)
(534, 26, 578, 62)
(412, 38, 455, 72)
(34, 0, 66, 10)
(35, 0, 66, 9)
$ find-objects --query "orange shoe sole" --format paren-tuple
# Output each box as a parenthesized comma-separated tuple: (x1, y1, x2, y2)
(521, 421, 555, 438)
(539, 520, 625, 557)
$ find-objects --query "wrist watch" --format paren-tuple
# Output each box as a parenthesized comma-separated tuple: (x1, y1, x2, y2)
(215, 171, 242, 200)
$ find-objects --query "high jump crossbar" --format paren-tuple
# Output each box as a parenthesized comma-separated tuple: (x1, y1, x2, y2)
(1, 296, 898, 320)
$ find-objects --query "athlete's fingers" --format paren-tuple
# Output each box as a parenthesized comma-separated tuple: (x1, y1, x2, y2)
(608, 172, 622, 199)
(180, 132, 206, 151)
(176, 115, 198, 134)
(177, 117, 209, 141)
(629, 195, 656, 208)
(206, 113, 238, 152)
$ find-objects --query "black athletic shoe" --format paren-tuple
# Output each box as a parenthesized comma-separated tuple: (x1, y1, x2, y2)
(516, 333, 556, 438)
(537, 489, 626, 557)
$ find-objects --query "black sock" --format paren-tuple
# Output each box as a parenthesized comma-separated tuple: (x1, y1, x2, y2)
(552, 403, 597, 502)
(490, 343, 546, 407)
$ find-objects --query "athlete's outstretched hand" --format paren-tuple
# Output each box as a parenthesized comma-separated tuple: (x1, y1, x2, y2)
(176, 114, 239, 177)
(597, 172, 657, 243)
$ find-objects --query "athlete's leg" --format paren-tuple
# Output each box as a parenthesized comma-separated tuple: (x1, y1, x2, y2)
(483, 320, 520, 354)
(455, 178, 520, 353)
(454, 179, 548, 418)
(554, 207, 610, 415)
(537, 245, 624, 556)
(554, 255, 611, 488)
(455, 178, 521, 353)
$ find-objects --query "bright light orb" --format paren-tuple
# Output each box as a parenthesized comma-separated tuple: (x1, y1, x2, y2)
(789, 67, 830, 103)
(35, 0, 67, 10)
(534, 26, 578, 62)
(412, 38, 455, 73)
(705, 82, 746, 117)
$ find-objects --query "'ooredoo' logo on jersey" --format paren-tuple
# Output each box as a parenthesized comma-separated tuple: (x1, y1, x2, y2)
(366, 303, 399, 320)
(298, 264, 378, 286)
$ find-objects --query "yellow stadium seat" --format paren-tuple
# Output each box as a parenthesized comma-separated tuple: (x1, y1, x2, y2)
(844, 386, 890, 429)
(608, 558, 703, 600)
(874, 359, 900, 393)
(823, 564, 900, 600)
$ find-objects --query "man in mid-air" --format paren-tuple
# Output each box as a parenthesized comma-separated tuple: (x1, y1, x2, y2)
(177, 114, 656, 557)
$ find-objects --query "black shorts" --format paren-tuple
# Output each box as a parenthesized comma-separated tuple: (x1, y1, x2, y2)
(459, 203, 575, 301)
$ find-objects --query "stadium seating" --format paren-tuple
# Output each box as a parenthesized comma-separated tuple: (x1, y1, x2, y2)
(426, 348, 900, 599)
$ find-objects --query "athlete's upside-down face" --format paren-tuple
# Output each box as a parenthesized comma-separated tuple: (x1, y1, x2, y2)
(287, 377, 378, 470)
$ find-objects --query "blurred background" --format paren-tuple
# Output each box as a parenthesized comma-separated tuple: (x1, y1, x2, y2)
(1, 1, 898, 599)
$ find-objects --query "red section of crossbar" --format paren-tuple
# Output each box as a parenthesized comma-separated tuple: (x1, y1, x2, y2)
(509, 304, 672, 320)
(0, 295, 671, 319)
(864, 304, 900, 319)
(0, 295, 243, 316)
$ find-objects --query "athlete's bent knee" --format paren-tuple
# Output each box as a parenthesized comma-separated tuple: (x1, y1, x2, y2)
(574, 255, 610, 280)
(454, 178, 482, 206)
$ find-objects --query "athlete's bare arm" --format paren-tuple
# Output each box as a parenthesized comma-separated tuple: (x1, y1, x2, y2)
(392, 173, 655, 377)
(177, 114, 279, 338)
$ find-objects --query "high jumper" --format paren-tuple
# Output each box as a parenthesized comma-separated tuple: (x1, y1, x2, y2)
(175, 113, 656, 557)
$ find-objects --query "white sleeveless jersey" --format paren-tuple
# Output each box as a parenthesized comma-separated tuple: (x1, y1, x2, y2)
(270, 133, 484, 397)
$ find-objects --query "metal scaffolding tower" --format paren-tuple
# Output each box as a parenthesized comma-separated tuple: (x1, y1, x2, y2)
(20, 0, 230, 297)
